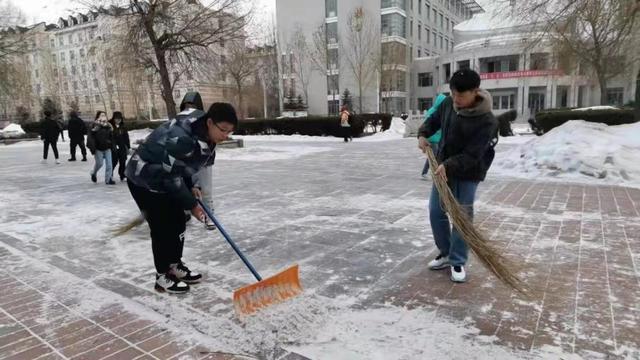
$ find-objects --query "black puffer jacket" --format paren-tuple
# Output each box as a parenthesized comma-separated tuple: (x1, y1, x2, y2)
(418, 89, 498, 182)
(67, 115, 87, 140)
(87, 122, 113, 152)
(41, 117, 62, 142)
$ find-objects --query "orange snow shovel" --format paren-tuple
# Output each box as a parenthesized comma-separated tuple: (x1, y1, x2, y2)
(198, 200, 303, 316)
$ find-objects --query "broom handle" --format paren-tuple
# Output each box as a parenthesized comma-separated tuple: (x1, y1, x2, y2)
(198, 199, 263, 282)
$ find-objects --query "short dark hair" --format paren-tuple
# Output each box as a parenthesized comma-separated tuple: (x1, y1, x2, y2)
(95, 111, 106, 120)
(449, 69, 481, 92)
(206, 102, 237, 127)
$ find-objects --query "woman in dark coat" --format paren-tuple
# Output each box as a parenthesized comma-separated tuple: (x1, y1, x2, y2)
(110, 111, 130, 181)
(87, 111, 116, 185)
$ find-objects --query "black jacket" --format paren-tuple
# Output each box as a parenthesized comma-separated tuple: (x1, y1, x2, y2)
(41, 117, 62, 142)
(418, 89, 498, 182)
(67, 116, 87, 140)
(113, 124, 130, 150)
(87, 123, 113, 152)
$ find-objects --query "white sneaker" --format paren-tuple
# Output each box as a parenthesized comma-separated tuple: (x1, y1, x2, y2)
(450, 265, 467, 283)
(55, 159, 60, 164)
(154, 273, 189, 294)
(428, 254, 449, 270)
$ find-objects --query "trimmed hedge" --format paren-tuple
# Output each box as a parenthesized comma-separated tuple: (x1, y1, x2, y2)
(235, 114, 392, 137)
(535, 108, 637, 133)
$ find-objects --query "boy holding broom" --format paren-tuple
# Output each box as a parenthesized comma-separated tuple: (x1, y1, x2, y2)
(418, 69, 498, 283)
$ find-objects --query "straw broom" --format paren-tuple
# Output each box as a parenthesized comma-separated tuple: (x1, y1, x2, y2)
(112, 214, 145, 237)
(425, 147, 528, 295)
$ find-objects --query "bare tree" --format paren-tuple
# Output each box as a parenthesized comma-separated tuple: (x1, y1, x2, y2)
(511, 0, 640, 105)
(343, 7, 379, 113)
(288, 26, 314, 108)
(82, 0, 251, 119)
(0, 0, 29, 61)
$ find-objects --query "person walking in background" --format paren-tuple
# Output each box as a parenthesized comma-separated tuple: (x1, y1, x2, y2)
(340, 105, 352, 142)
(40, 110, 62, 164)
(87, 111, 116, 185)
(421, 94, 447, 179)
(110, 111, 130, 181)
(67, 111, 87, 162)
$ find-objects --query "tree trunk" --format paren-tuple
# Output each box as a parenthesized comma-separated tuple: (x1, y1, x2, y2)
(598, 76, 607, 106)
(155, 47, 177, 119)
(236, 82, 244, 119)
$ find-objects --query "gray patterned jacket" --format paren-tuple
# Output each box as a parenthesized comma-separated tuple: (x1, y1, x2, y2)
(125, 108, 216, 210)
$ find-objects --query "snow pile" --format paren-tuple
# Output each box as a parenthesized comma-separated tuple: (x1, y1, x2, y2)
(216, 145, 331, 161)
(572, 106, 619, 111)
(359, 117, 406, 142)
(491, 120, 640, 187)
(234, 134, 344, 143)
(0, 123, 26, 138)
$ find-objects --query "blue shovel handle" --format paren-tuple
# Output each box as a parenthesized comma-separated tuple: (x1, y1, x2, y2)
(197, 199, 262, 282)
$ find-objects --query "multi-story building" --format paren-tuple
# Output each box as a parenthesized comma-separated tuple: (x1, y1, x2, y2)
(1, 10, 234, 123)
(275, 0, 482, 115)
(412, 5, 640, 120)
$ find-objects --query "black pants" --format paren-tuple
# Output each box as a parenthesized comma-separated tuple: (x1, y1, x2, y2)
(43, 140, 59, 159)
(112, 147, 128, 179)
(128, 181, 186, 274)
(70, 138, 87, 160)
(342, 126, 352, 142)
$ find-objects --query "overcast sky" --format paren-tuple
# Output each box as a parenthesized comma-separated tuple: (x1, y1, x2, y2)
(12, 0, 276, 26)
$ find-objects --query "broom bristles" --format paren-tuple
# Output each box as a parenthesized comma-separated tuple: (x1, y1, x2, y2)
(112, 214, 145, 237)
(426, 147, 529, 295)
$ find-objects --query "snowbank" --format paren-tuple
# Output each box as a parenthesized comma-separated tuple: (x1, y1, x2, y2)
(572, 106, 619, 111)
(358, 117, 406, 142)
(491, 120, 640, 187)
(0, 123, 26, 138)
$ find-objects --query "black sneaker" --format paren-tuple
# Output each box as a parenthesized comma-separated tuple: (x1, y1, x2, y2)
(169, 262, 202, 284)
(81, 158, 87, 162)
(106, 180, 116, 185)
(68, 158, 76, 162)
(91, 173, 97, 183)
(155, 273, 189, 294)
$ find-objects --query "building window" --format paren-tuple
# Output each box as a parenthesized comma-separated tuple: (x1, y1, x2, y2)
(92, 63, 97, 72)
(70, 50, 75, 61)
(418, 25, 421, 40)
(426, 29, 430, 44)
(418, 49, 421, 57)
(418, 72, 433, 87)
(439, 13, 443, 28)
(80, 48, 85, 58)
(327, 74, 339, 95)
(328, 100, 340, 115)
(62, 67, 67, 76)
(35, 69, 39, 78)
(326, 0, 337, 17)
(446, 17, 449, 31)
(606, 88, 624, 106)
(418, 97, 433, 111)
(52, 54, 57, 63)
(50, 38, 55, 48)
(327, 22, 338, 44)
(71, 66, 76, 75)
(93, 79, 99, 88)
(68, 34, 72, 44)
(433, 9, 437, 22)
(530, 53, 550, 70)
(59, 37, 64, 46)
(81, 64, 86, 74)
(85, 96, 90, 104)
(444, 63, 451, 83)
(426, 5, 430, 19)
(110, 101, 116, 110)
(73, 81, 78, 90)
(381, 13, 407, 38)
(418, 0, 422, 14)
(82, 80, 87, 88)
(381, 0, 406, 10)
(457, 60, 470, 70)
(95, 95, 100, 102)
(60, 52, 65, 62)
(491, 93, 517, 110)
(410, 20, 413, 37)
